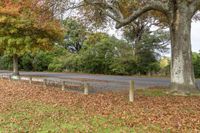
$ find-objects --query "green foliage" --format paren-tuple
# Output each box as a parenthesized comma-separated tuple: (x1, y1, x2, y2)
(0, 30, 169, 75)
(75, 33, 134, 74)
(32, 51, 54, 71)
(63, 18, 87, 52)
(123, 24, 169, 75)
(110, 57, 137, 75)
(0, 50, 54, 72)
(0, 16, 172, 76)
(0, 55, 12, 70)
(49, 32, 162, 75)
(49, 33, 136, 74)
(80, 33, 116, 73)
(48, 55, 69, 72)
(20, 54, 33, 71)
(192, 52, 200, 78)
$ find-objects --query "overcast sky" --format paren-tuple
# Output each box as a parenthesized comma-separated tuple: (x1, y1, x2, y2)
(191, 21, 200, 52)
(107, 21, 200, 54)
(65, 5, 200, 53)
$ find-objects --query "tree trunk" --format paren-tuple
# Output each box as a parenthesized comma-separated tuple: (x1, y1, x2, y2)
(170, 8, 198, 93)
(13, 54, 19, 76)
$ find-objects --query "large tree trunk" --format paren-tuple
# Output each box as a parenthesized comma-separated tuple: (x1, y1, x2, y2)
(170, 7, 198, 93)
(13, 54, 19, 76)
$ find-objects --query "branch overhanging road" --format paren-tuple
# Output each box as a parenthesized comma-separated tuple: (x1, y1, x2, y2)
(1, 70, 199, 92)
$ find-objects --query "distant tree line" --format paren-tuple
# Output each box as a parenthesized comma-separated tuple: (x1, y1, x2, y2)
(7, 18, 200, 78)
(0, 42, 171, 76)
(0, 18, 172, 77)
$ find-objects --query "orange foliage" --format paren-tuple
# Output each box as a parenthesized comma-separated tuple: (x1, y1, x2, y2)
(118, 0, 168, 23)
(0, 0, 63, 55)
(0, 0, 60, 30)
(0, 0, 21, 16)
(118, 0, 138, 18)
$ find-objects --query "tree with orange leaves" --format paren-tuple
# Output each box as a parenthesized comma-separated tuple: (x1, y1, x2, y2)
(0, 0, 63, 77)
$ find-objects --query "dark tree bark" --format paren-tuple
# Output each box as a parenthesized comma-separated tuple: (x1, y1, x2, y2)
(13, 54, 19, 76)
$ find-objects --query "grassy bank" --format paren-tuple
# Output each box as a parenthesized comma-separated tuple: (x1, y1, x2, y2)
(0, 80, 199, 132)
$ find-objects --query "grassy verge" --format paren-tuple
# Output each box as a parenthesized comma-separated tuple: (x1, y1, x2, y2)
(0, 80, 200, 132)
(0, 100, 136, 132)
(0, 89, 168, 132)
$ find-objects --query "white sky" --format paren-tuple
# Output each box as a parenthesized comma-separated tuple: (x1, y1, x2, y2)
(107, 21, 200, 53)
(64, 4, 200, 53)
(65, 9, 200, 53)
(191, 21, 200, 52)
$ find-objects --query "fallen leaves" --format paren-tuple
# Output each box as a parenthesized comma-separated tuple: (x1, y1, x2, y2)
(0, 79, 200, 132)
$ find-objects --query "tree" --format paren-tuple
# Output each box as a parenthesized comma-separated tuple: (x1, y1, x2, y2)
(192, 52, 200, 78)
(134, 32, 164, 75)
(0, 0, 63, 77)
(81, 0, 200, 93)
(63, 18, 87, 53)
(122, 18, 169, 56)
(122, 19, 169, 75)
(49, 32, 138, 74)
(159, 57, 170, 76)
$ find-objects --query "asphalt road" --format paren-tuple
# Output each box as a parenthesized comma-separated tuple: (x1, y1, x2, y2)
(1, 70, 199, 92)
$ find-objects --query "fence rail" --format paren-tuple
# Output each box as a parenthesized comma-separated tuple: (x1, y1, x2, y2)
(0, 74, 90, 95)
(0, 73, 135, 102)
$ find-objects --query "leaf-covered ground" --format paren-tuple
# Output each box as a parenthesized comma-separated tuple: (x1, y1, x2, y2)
(0, 80, 200, 132)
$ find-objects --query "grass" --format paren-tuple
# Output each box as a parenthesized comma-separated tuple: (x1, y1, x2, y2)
(0, 100, 137, 132)
(0, 89, 167, 133)
(136, 88, 168, 97)
(0, 80, 200, 132)
(0, 89, 178, 133)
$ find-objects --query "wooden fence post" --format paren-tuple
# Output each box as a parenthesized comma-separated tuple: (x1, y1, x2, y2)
(29, 77, 32, 84)
(62, 81, 65, 91)
(84, 82, 89, 95)
(9, 75, 12, 81)
(18, 76, 21, 81)
(129, 80, 134, 102)
(43, 79, 47, 88)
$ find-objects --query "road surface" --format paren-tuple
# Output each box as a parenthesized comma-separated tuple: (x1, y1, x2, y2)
(1, 70, 199, 92)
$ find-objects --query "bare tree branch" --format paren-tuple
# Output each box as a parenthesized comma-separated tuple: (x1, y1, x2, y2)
(83, 0, 123, 23)
(189, 0, 200, 17)
(84, 0, 169, 29)
(115, 1, 169, 29)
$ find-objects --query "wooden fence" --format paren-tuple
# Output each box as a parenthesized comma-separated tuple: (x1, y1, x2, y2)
(0, 74, 135, 101)
(0, 74, 90, 95)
